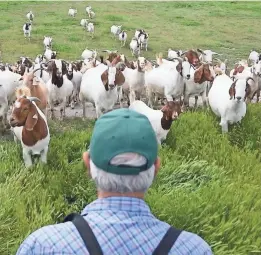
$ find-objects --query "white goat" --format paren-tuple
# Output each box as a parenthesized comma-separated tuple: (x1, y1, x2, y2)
(197, 49, 220, 63)
(139, 33, 149, 51)
(81, 48, 97, 60)
(130, 37, 140, 57)
(0, 84, 8, 129)
(10, 97, 50, 167)
(184, 63, 215, 108)
(80, 19, 88, 28)
(134, 29, 145, 39)
(118, 31, 127, 47)
(66, 62, 83, 109)
(0, 69, 21, 104)
(248, 50, 260, 65)
(44, 60, 73, 120)
(86, 23, 94, 38)
(129, 100, 182, 144)
(111, 25, 122, 39)
(44, 47, 57, 61)
(86, 6, 95, 19)
(34, 54, 46, 64)
(145, 58, 191, 108)
(43, 36, 53, 49)
(167, 49, 183, 59)
(79, 61, 125, 119)
(68, 8, 77, 17)
(208, 74, 253, 133)
(121, 57, 147, 104)
(23, 22, 32, 40)
(26, 11, 34, 22)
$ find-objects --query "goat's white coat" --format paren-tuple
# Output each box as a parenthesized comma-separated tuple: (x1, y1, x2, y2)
(79, 64, 119, 118)
(0, 85, 8, 127)
(248, 50, 260, 65)
(111, 25, 122, 37)
(208, 74, 248, 132)
(11, 101, 50, 167)
(43, 36, 52, 49)
(44, 48, 56, 61)
(129, 38, 140, 56)
(68, 8, 77, 17)
(129, 100, 168, 145)
(145, 60, 191, 106)
(23, 23, 32, 39)
(80, 19, 88, 27)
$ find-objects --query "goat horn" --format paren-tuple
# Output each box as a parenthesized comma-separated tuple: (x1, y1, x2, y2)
(27, 96, 41, 102)
(32, 68, 43, 74)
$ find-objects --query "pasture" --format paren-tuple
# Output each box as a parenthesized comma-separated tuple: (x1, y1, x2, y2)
(0, 1, 261, 254)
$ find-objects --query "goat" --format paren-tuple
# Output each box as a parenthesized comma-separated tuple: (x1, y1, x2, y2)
(167, 49, 183, 59)
(42, 60, 73, 120)
(44, 47, 57, 61)
(130, 37, 140, 57)
(86, 23, 94, 38)
(23, 22, 32, 40)
(34, 54, 46, 64)
(134, 29, 146, 39)
(86, 6, 95, 19)
(9, 96, 50, 167)
(65, 62, 83, 108)
(111, 25, 122, 39)
(181, 49, 200, 67)
(139, 32, 149, 51)
(146, 57, 191, 108)
(0, 69, 21, 105)
(197, 49, 220, 63)
(68, 8, 77, 17)
(26, 11, 34, 22)
(121, 57, 147, 105)
(80, 19, 88, 28)
(81, 48, 97, 60)
(248, 50, 261, 66)
(118, 30, 127, 47)
(43, 36, 53, 49)
(17, 68, 49, 115)
(79, 57, 125, 119)
(208, 74, 253, 133)
(214, 58, 228, 75)
(183, 62, 215, 109)
(0, 84, 8, 129)
(129, 100, 182, 144)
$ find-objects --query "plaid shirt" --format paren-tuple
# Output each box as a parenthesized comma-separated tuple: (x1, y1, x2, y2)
(16, 197, 213, 255)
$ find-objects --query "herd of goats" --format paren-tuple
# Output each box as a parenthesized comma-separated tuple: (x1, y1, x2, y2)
(0, 7, 261, 167)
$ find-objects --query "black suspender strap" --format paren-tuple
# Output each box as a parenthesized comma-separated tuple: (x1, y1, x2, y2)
(63, 213, 182, 255)
(63, 213, 103, 255)
(152, 226, 182, 255)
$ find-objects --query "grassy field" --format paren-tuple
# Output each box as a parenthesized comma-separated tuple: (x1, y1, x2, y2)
(0, 1, 261, 255)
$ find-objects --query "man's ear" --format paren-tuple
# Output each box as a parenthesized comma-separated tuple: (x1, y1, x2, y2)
(154, 157, 161, 176)
(83, 151, 91, 174)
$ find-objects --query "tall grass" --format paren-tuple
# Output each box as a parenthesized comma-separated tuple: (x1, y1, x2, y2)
(0, 1, 261, 255)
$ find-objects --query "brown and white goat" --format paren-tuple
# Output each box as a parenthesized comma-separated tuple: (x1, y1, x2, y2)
(129, 100, 183, 144)
(184, 63, 216, 108)
(79, 56, 125, 119)
(9, 96, 50, 167)
(17, 68, 49, 115)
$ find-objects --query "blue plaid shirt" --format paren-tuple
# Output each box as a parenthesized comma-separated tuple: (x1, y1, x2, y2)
(16, 197, 213, 255)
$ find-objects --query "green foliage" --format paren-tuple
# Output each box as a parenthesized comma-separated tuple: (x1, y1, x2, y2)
(0, 1, 261, 255)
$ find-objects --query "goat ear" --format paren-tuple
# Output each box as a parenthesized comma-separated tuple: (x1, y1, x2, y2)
(229, 80, 237, 100)
(176, 62, 182, 73)
(25, 104, 38, 131)
(194, 65, 204, 83)
(115, 70, 125, 85)
(101, 71, 109, 91)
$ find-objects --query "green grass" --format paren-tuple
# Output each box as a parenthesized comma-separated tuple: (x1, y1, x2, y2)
(0, 1, 261, 255)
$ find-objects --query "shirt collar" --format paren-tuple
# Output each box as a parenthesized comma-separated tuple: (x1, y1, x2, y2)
(81, 197, 153, 217)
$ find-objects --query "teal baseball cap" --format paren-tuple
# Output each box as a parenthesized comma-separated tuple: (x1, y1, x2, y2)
(89, 108, 158, 175)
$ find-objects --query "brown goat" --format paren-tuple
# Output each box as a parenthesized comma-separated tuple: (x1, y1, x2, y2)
(181, 49, 200, 67)
(160, 101, 183, 130)
(18, 69, 49, 115)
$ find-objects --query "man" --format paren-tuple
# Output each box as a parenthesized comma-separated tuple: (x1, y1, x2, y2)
(16, 108, 213, 255)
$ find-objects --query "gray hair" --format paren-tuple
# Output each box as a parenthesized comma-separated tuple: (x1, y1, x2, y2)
(90, 153, 155, 193)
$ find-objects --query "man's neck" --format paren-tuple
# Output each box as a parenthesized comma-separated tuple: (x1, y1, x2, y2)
(97, 191, 145, 199)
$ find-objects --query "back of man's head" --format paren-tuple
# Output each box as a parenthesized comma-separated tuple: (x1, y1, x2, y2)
(87, 108, 159, 193)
